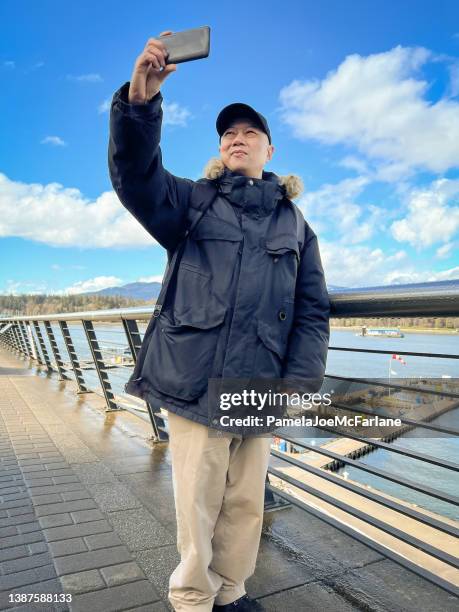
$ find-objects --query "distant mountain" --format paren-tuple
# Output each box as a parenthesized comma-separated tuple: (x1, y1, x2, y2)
(83, 281, 162, 300)
(84, 280, 348, 300)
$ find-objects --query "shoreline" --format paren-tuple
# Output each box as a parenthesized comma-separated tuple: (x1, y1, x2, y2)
(330, 325, 458, 335)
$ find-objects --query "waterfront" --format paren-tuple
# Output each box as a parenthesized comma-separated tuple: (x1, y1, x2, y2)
(36, 325, 458, 521)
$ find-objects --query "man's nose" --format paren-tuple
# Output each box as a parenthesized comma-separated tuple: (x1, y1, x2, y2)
(232, 132, 246, 145)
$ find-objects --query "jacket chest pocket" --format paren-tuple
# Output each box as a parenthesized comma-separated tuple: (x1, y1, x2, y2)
(263, 234, 300, 303)
(174, 216, 243, 324)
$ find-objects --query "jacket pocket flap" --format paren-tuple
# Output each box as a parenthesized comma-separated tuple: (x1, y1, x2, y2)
(257, 320, 287, 360)
(193, 216, 243, 242)
(172, 300, 227, 330)
(264, 235, 300, 258)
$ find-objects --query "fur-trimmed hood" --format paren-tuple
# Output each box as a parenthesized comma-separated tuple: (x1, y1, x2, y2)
(203, 157, 304, 200)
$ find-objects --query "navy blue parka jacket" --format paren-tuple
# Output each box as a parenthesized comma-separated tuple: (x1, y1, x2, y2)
(108, 81, 330, 434)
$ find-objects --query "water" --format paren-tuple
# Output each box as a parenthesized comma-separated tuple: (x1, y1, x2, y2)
(36, 324, 459, 520)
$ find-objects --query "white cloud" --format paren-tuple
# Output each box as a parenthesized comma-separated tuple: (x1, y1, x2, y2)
(297, 176, 390, 244)
(3, 60, 15, 69)
(391, 178, 459, 248)
(0, 172, 158, 248)
(98, 98, 111, 114)
(66, 73, 103, 83)
(41, 136, 67, 147)
(163, 100, 191, 126)
(436, 242, 455, 258)
(137, 274, 164, 283)
(279, 45, 459, 175)
(62, 276, 123, 295)
(320, 240, 456, 288)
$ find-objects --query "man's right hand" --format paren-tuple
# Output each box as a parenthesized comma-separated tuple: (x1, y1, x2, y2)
(128, 32, 177, 104)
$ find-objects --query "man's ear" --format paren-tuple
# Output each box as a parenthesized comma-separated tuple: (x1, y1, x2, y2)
(267, 144, 274, 162)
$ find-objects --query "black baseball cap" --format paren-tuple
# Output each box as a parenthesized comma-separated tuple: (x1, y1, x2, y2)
(216, 103, 271, 144)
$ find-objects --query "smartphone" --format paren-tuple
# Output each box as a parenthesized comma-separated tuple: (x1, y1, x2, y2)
(159, 26, 210, 65)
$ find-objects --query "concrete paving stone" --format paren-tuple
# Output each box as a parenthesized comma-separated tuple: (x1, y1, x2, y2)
(26, 483, 84, 496)
(69, 579, 160, 612)
(265, 508, 382, 572)
(0, 476, 23, 486)
(31, 494, 64, 506)
(0, 530, 44, 549)
(21, 464, 51, 473)
(43, 462, 70, 471)
(0, 467, 22, 477)
(54, 545, 132, 576)
(133, 546, 180, 601)
(18, 456, 63, 467)
(17, 521, 42, 534)
(27, 541, 48, 554)
(24, 469, 75, 481)
(60, 568, 105, 595)
(1, 498, 33, 511)
(86, 482, 142, 512)
(1, 491, 29, 503)
(37, 452, 61, 459)
(2, 551, 53, 575)
(84, 532, 123, 551)
(260, 580, 357, 612)
(345, 559, 459, 612)
(39, 513, 73, 529)
(44, 519, 113, 542)
(22, 477, 54, 487)
(33, 563, 57, 581)
(70, 509, 105, 524)
(100, 562, 146, 587)
(71, 463, 117, 484)
(0, 578, 64, 605)
(35, 499, 98, 518)
(60, 450, 99, 466)
(0, 509, 8, 518)
(49, 538, 88, 558)
(0, 525, 19, 537)
(8, 505, 35, 517)
(60, 490, 92, 502)
(15, 454, 40, 460)
(0, 564, 54, 590)
(52, 476, 80, 485)
(106, 508, 174, 551)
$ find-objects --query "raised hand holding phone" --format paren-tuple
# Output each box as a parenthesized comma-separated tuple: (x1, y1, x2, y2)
(128, 31, 177, 104)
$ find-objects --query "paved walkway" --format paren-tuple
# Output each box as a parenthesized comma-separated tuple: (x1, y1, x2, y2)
(0, 348, 457, 612)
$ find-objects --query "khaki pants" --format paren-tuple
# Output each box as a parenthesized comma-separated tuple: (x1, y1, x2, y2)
(167, 411, 272, 612)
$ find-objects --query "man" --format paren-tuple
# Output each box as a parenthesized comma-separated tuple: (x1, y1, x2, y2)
(108, 32, 330, 612)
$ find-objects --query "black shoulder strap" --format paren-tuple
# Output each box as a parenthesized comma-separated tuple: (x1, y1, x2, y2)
(289, 201, 306, 254)
(152, 180, 220, 319)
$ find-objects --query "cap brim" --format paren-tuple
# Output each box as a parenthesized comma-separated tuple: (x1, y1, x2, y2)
(216, 103, 266, 138)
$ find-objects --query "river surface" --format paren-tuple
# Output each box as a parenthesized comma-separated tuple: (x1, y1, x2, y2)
(40, 325, 458, 520)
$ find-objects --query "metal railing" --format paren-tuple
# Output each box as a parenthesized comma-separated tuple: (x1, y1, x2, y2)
(1, 279, 458, 596)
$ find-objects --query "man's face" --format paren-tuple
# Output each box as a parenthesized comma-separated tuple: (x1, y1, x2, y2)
(219, 119, 274, 179)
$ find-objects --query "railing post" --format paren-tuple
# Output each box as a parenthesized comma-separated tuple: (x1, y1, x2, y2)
(18, 321, 33, 358)
(59, 320, 92, 394)
(81, 320, 119, 411)
(122, 318, 168, 441)
(13, 322, 27, 355)
(32, 321, 53, 372)
(27, 321, 41, 363)
(10, 324, 21, 354)
(264, 474, 291, 512)
(44, 320, 71, 381)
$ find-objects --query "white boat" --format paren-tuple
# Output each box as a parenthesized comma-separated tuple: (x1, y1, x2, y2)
(356, 326, 404, 338)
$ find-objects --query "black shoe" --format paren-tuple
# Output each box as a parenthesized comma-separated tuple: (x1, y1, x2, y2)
(213, 594, 265, 611)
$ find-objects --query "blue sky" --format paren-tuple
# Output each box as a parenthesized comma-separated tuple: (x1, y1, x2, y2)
(1, 0, 458, 294)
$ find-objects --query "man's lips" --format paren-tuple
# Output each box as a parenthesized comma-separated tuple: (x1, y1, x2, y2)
(231, 150, 247, 156)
